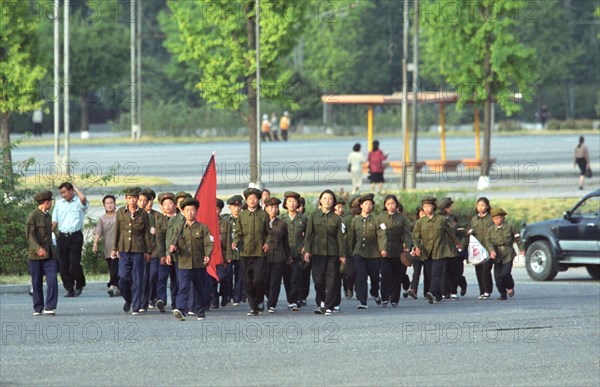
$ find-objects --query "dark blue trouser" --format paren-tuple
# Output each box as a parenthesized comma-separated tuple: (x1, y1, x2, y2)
(311, 255, 340, 310)
(430, 259, 447, 301)
(240, 256, 266, 311)
(231, 260, 244, 303)
(354, 256, 381, 306)
(118, 252, 145, 312)
(493, 259, 514, 297)
(176, 267, 209, 316)
(157, 263, 178, 307)
(141, 258, 159, 308)
(29, 258, 58, 312)
(210, 264, 231, 307)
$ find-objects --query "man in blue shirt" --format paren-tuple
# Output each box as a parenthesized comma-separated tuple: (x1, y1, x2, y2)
(52, 182, 89, 297)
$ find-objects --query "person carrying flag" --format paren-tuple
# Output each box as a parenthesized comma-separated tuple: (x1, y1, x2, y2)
(168, 198, 213, 321)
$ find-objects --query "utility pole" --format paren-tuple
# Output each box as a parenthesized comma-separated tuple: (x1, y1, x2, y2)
(253, 0, 262, 189)
(63, 0, 70, 175)
(130, 0, 138, 139)
(401, 0, 409, 190)
(136, 0, 142, 138)
(53, 0, 60, 168)
(409, 0, 419, 189)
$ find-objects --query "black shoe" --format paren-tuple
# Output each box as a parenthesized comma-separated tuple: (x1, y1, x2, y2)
(74, 288, 82, 297)
(221, 298, 229, 307)
(65, 291, 75, 298)
(123, 302, 131, 313)
(258, 303, 265, 312)
(156, 299, 165, 313)
(372, 295, 382, 305)
(28, 287, 33, 297)
(498, 295, 507, 300)
(459, 277, 467, 296)
(210, 303, 219, 309)
(197, 312, 206, 320)
(407, 289, 418, 299)
(247, 310, 258, 316)
(314, 307, 323, 314)
(426, 292, 435, 304)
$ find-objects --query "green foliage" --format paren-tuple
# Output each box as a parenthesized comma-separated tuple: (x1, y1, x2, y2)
(422, 0, 538, 115)
(110, 101, 246, 136)
(545, 119, 597, 131)
(162, 0, 310, 116)
(0, 0, 47, 115)
(0, 140, 36, 275)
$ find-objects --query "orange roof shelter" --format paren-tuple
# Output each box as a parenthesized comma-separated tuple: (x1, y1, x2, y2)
(321, 92, 495, 172)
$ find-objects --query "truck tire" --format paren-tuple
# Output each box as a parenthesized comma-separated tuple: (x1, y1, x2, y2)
(525, 241, 558, 281)
(586, 265, 600, 280)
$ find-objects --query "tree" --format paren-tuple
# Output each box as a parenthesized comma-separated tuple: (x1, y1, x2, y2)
(160, 0, 309, 184)
(422, 0, 538, 176)
(0, 0, 46, 179)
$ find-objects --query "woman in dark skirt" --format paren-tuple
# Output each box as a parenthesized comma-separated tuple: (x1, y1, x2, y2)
(574, 136, 590, 190)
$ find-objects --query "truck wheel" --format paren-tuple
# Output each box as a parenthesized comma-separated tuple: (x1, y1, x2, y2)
(525, 241, 558, 281)
(586, 265, 600, 280)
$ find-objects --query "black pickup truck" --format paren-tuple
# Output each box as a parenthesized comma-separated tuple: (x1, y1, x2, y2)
(521, 189, 600, 281)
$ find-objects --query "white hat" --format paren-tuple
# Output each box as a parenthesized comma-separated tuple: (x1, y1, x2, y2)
(283, 111, 289, 116)
(263, 114, 268, 120)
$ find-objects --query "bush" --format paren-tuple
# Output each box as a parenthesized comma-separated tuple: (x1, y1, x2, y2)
(496, 120, 522, 132)
(0, 144, 36, 275)
(110, 101, 246, 136)
(546, 119, 596, 130)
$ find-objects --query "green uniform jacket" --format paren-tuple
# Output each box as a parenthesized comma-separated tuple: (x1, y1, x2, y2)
(440, 213, 461, 258)
(223, 214, 240, 261)
(234, 209, 271, 257)
(376, 212, 413, 257)
(281, 212, 306, 258)
(347, 213, 387, 258)
(155, 213, 169, 258)
(175, 221, 214, 269)
(147, 209, 164, 258)
(218, 216, 228, 262)
(485, 223, 524, 264)
(304, 209, 345, 257)
(26, 209, 54, 260)
(470, 213, 493, 252)
(267, 218, 291, 263)
(113, 207, 152, 254)
(412, 214, 461, 260)
(165, 213, 185, 253)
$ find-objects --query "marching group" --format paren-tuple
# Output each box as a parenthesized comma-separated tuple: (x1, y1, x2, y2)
(26, 183, 524, 320)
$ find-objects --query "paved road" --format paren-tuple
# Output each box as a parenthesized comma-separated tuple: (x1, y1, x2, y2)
(12, 134, 600, 198)
(1, 267, 599, 386)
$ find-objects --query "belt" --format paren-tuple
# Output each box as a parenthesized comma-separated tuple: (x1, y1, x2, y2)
(60, 230, 82, 237)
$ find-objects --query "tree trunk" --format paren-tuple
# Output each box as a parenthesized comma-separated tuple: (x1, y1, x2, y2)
(80, 95, 89, 133)
(482, 99, 492, 176)
(1, 112, 13, 189)
(246, 5, 258, 185)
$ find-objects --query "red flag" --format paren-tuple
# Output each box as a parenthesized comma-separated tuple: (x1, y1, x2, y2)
(194, 153, 222, 281)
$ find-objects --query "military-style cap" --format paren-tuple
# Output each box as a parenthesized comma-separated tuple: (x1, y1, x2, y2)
(123, 186, 141, 196)
(216, 198, 224, 209)
(34, 190, 53, 203)
(227, 195, 244, 205)
(243, 188, 262, 199)
(264, 197, 281, 207)
(358, 193, 375, 204)
(491, 208, 507, 217)
(175, 191, 189, 201)
(158, 192, 175, 204)
(283, 191, 300, 209)
(336, 199, 346, 206)
(421, 195, 437, 205)
(438, 197, 453, 209)
(140, 188, 156, 200)
(180, 197, 199, 210)
(350, 195, 361, 208)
